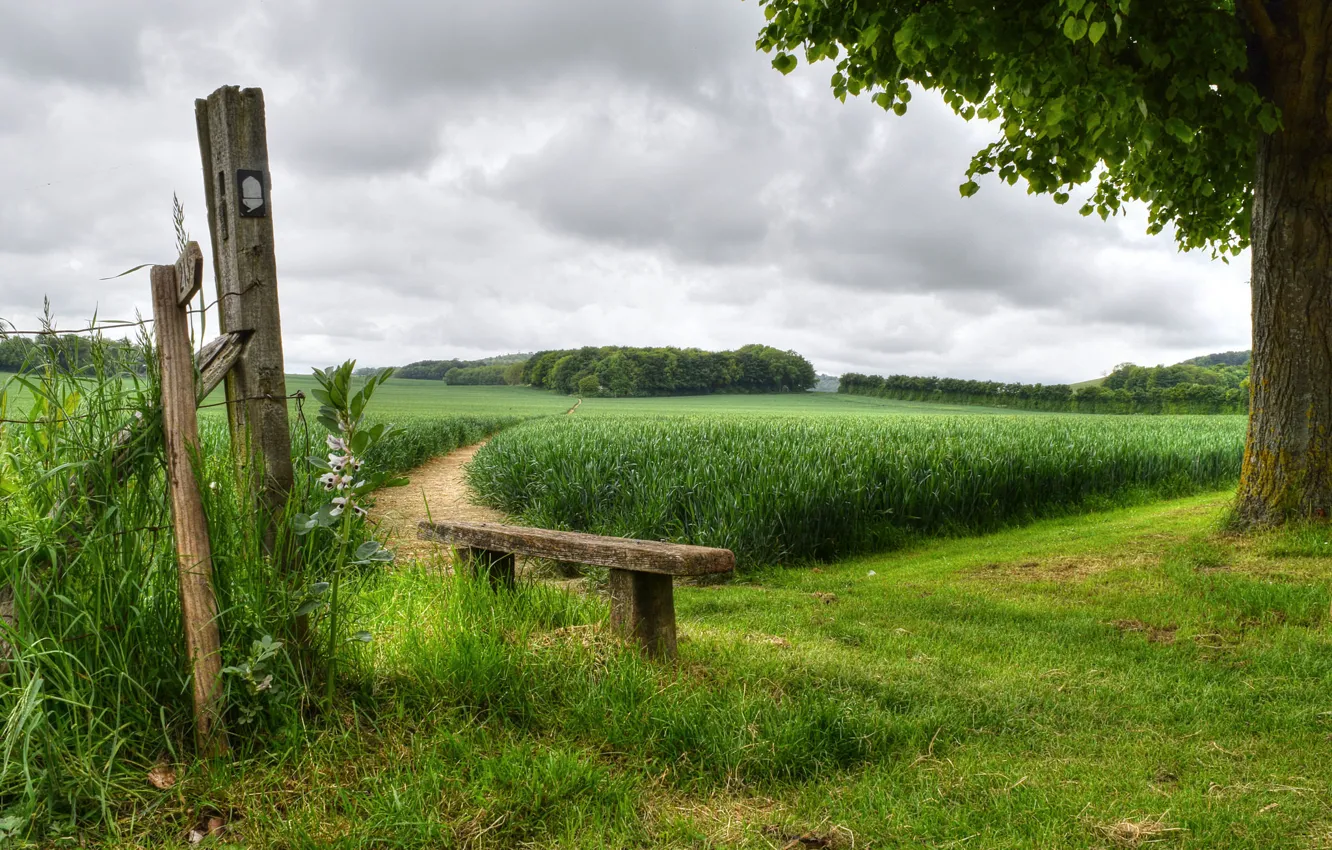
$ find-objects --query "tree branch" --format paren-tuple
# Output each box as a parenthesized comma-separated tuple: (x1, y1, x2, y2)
(1239, 0, 1281, 61)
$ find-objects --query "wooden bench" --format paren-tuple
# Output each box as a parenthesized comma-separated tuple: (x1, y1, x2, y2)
(417, 520, 735, 659)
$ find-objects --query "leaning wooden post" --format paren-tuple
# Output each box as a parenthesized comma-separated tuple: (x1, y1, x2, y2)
(151, 257, 229, 758)
(195, 86, 295, 554)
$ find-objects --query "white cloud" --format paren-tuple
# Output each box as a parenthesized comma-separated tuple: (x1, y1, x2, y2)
(0, 0, 1250, 382)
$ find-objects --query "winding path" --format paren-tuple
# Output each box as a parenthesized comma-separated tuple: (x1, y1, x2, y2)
(369, 441, 503, 562)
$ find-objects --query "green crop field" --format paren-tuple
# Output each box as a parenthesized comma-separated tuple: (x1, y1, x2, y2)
(6, 371, 1052, 420)
(571, 391, 1053, 417)
(469, 414, 1249, 565)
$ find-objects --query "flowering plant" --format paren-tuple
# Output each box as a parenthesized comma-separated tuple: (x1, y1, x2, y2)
(292, 360, 406, 706)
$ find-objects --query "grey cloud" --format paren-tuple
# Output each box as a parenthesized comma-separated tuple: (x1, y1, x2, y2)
(0, 0, 1250, 383)
(266, 0, 761, 101)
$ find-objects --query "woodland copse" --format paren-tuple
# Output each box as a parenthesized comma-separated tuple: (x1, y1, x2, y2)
(520, 344, 817, 396)
(841, 351, 1250, 414)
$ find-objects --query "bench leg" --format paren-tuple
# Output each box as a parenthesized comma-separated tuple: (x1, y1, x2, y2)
(457, 547, 516, 590)
(609, 569, 676, 660)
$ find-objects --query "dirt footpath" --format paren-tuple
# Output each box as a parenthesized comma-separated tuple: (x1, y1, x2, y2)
(369, 441, 503, 562)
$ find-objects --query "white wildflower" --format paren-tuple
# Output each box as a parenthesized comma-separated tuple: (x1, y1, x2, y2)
(328, 454, 348, 472)
(318, 472, 337, 491)
(330, 497, 347, 518)
(326, 435, 346, 452)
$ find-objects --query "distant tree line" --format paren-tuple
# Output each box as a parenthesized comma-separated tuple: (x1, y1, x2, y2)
(523, 344, 817, 396)
(1178, 350, 1250, 368)
(396, 353, 531, 385)
(841, 355, 1250, 414)
(1, 335, 144, 376)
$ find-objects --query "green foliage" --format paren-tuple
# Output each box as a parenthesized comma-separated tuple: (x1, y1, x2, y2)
(524, 344, 817, 396)
(1102, 360, 1248, 394)
(296, 361, 410, 705)
(755, 0, 1268, 254)
(1178, 349, 1251, 368)
(0, 341, 532, 835)
(841, 368, 1247, 414)
(577, 374, 601, 397)
(467, 414, 1246, 565)
(397, 353, 531, 381)
(443, 364, 508, 385)
(0, 333, 142, 376)
(0, 350, 323, 832)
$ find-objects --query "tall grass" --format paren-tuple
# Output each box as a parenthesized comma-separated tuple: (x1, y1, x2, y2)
(467, 414, 1247, 565)
(0, 340, 524, 835)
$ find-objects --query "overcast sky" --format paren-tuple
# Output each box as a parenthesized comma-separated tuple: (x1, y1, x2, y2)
(0, 1, 1250, 382)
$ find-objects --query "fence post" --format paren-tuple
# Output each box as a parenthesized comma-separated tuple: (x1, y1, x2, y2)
(151, 260, 229, 758)
(195, 86, 295, 553)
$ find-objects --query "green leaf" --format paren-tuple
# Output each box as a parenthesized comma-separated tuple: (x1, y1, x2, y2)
(1165, 117, 1195, 144)
(313, 503, 340, 528)
(352, 540, 394, 565)
(1088, 21, 1107, 44)
(296, 598, 327, 617)
(1063, 17, 1088, 41)
(1258, 103, 1281, 133)
(1053, 192, 1071, 204)
(351, 429, 371, 455)
(771, 53, 797, 75)
(959, 180, 981, 198)
(307, 455, 332, 471)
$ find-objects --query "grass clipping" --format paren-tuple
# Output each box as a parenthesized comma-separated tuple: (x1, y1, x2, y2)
(1099, 815, 1184, 846)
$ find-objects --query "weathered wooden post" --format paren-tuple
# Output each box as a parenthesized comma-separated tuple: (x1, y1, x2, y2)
(195, 86, 294, 551)
(151, 247, 228, 757)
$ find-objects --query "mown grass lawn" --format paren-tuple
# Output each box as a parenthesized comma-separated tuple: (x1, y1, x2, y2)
(119, 491, 1332, 848)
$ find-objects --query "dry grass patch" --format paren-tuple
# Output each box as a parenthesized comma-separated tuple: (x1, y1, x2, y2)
(969, 553, 1155, 583)
(1108, 619, 1179, 644)
(1097, 815, 1184, 847)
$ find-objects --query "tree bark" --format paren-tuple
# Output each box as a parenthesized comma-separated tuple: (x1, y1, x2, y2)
(1236, 1, 1332, 525)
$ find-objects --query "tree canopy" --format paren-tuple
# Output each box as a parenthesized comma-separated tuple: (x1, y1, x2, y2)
(756, 0, 1274, 254)
(524, 345, 817, 396)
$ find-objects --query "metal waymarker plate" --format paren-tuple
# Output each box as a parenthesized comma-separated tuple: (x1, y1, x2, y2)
(236, 169, 267, 218)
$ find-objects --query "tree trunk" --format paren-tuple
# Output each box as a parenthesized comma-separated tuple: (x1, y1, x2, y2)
(1236, 3, 1332, 525)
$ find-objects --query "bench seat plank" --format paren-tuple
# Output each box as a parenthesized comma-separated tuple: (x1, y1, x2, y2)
(417, 520, 734, 577)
